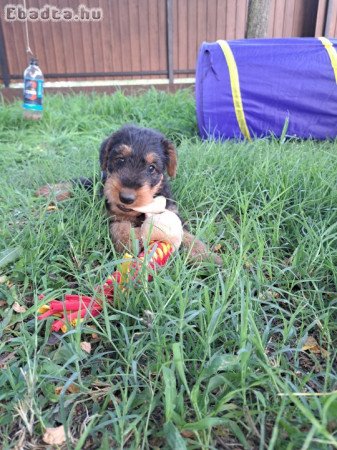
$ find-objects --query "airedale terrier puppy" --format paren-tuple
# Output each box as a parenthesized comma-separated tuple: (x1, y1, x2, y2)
(37, 125, 220, 263)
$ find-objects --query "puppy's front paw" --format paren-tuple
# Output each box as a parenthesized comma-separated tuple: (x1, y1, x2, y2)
(183, 231, 223, 265)
(110, 222, 142, 254)
(208, 252, 223, 266)
(189, 244, 223, 266)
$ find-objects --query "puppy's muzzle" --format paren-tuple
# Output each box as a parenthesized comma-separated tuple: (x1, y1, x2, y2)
(119, 190, 136, 205)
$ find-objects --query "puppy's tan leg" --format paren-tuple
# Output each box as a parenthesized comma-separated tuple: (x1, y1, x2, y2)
(110, 221, 141, 253)
(182, 231, 222, 265)
(35, 182, 73, 202)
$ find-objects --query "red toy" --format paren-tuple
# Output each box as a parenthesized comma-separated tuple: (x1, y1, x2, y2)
(38, 241, 174, 332)
(38, 197, 182, 332)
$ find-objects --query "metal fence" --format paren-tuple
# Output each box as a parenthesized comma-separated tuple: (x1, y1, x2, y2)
(0, 0, 335, 88)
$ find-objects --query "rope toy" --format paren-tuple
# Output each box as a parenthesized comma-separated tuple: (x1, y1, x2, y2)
(38, 197, 183, 332)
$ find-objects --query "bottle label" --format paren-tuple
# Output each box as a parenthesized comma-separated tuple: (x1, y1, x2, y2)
(23, 78, 44, 110)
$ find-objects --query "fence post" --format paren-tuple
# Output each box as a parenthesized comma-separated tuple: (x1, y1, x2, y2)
(0, 21, 10, 88)
(166, 0, 174, 84)
(324, 0, 334, 36)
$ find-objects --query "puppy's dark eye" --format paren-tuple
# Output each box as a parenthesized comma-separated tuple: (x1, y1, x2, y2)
(148, 164, 156, 174)
(116, 158, 125, 164)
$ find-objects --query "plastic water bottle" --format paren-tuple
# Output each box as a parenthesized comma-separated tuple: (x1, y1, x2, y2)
(23, 58, 44, 120)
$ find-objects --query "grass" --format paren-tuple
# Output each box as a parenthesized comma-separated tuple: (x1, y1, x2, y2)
(1, 88, 337, 449)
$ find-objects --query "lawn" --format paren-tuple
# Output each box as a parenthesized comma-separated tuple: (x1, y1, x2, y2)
(1, 89, 337, 449)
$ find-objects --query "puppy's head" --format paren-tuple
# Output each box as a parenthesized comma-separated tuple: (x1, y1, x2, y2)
(100, 125, 177, 217)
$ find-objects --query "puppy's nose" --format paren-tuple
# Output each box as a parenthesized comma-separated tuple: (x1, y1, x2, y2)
(119, 191, 136, 205)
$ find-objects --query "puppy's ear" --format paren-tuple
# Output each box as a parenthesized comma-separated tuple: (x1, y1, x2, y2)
(99, 137, 111, 172)
(162, 139, 177, 178)
(99, 132, 121, 172)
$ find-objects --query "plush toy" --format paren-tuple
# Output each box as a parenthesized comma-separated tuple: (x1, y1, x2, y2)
(38, 197, 183, 332)
(133, 195, 183, 249)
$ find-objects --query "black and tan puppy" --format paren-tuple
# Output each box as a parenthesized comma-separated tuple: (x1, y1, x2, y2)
(37, 125, 220, 263)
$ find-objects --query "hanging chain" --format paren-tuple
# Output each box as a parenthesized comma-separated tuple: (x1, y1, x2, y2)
(23, 0, 33, 56)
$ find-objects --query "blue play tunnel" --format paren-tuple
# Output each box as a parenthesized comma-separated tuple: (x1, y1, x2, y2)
(195, 38, 337, 140)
